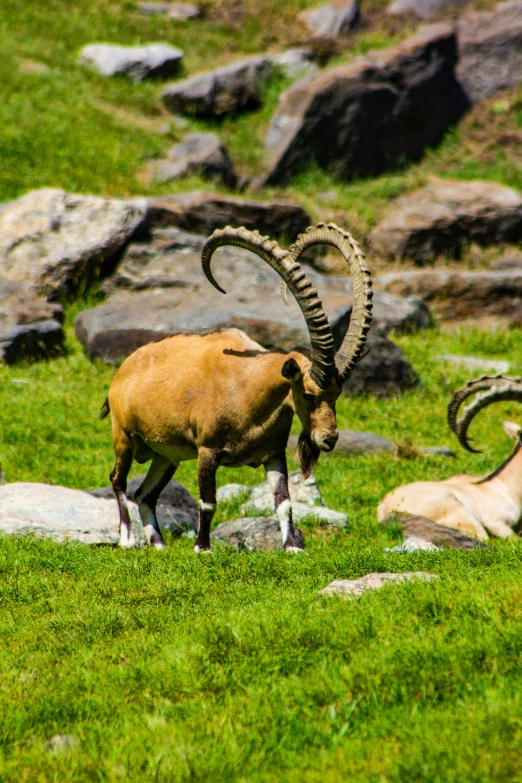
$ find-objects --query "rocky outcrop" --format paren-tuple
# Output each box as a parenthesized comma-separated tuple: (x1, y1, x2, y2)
(457, 0, 522, 103)
(161, 56, 274, 117)
(342, 333, 419, 397)
(146, 192, 310, 238)
(376, 267, 522, 322)
(211, 517, 306, 551)
(137, 2, 201, 18)
(263, 25, 468, 185)
(371, 179, 522, 262)
(0, 189, 148, 301)
(79, 43, 183, 82)
(387, 0, 466, 20)
(320, 572, 439, 598)
(142, 133, 237, 187)
(0, 277, 64, 364)
(297, 0, 361, 37)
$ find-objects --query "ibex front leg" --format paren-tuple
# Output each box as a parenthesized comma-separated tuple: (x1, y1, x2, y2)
(195, 447, 218, 553)
(265, 454, 304, 551)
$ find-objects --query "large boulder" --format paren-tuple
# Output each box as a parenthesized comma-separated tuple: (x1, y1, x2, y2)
(0, 189, 148, 301)
(211, 517, 306, 552)
(146, 192, 310, 239)
(376, 267, 522, 322)
(263, 24, 468, 185)
(457, 0, 522, 103)
(342, 333, 419, 397)
(78, 43, 183, 82)
(297, 0, 361, 37)
(142, 133, 237, 188)
(0, 277, 64, 364)
(371, 179, 522, 262)
(161, 56, 274, 117)
(387, 0, 466, 20)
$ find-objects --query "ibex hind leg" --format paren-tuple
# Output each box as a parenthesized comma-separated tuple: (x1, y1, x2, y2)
(134, 455, 176, 549)
(110, 427, 137, 549)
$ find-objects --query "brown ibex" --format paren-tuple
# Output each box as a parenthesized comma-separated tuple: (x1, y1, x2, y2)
(103, 224, 373, 552)
(378, 375, 522, 541)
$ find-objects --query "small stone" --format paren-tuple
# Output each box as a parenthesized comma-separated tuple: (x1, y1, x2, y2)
(79, 43, 183, 83)
(385, 536, 442, 552)
(419, 446, 456, 458)
(320, 571, 439, 598)
(243, 470, 325, 514)
(490, 253, 522, 270)
(216, 483, 250, 502)
(142, 132, 237, 188)
(44, 734, 79, 753)
(137, 2, 201, 19)
(297, 0, 361, 37)
(387, 0, 467, 20)
(270, 48, 319, 79)
(211, 517, 305, 551)
(440, 354, 510, 374)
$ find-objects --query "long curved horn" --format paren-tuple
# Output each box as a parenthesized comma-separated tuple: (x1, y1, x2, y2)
(447, 374, 522, 453)
(201, 226, 336, 388)
(289, 223, 373, 379)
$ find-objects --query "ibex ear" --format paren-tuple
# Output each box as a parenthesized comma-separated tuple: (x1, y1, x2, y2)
(282, 357, 302, 382)
(502, 421, 522, 441)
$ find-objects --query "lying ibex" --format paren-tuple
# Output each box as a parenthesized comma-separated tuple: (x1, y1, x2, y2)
(103, 224, 373, 552)
(378, 375, 522, 541)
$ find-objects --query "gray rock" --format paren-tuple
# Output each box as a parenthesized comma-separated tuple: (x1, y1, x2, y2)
(297, 0, 361, 37)
(146, 191, 310, 239)
(440, 354, 510, 374)
(0, 189, 148, 301)
(376, 267, 522, 322)
(0, 277, 64, 364)
(0, 483, 137, 545)
(342, 332, 419, 398)
(320, 571, 439, 597)
(211, 516, 305, 551)
(457, 0, 522, 103)
(161, 56, 274, 117)
(385, 536, 442, 552)
(270, 48, 319, 80)
(90, 475, 198, 535)
(371, 179, 522, 262)
(79, 43, 183, 82)
(216, 483, 250, 502)
(44, 735, 79, 753)
(419, 446, 456, 458)
(288, 429, 395, 455)
(263, 24, 468, 185)
(143, 133, 237, 188)
(387, 0, 466, 20)
(137, 2, 201, 18)
(334, 290, 432, 338)
(490, 253, 522, 270)
(380, 511, 490, 549)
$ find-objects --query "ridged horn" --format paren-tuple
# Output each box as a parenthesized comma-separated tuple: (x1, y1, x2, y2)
(201, 225, 336, 388)
(447, 374, 522, 453)
(289, 223, 373, 380)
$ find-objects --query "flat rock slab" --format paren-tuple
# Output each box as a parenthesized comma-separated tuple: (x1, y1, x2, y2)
(320, 571, 439, 597)
(211, 517, 305, 551)
(143, 133, 237, 188)
(0, 189, 148, 301)
(297, 0, 361, 37)
(387, 0, 466, 19)
(440, 354, 510, 374)
(137, 2, 201, 18)
(146, 191, 310, 239)
(381, 511, 490, 549)
(263, 24, 468, 185)
(0, 277, 64, 364)
(79, 43, 183, 82)
(288, 429, 395, 455)
(371, 179, 522, 262)
(376, 267, 522, 322)
(90, 475, 198, 535)
(457, 0, 522, 102)
(342, 333, 419, 397)
(162, 56, 274, 117)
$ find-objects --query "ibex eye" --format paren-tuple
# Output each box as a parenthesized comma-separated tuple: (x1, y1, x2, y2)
(303, 393, 315, 402)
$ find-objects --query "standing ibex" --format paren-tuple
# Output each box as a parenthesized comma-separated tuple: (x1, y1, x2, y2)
(103, 224, 373, 552)
(378, 375, 522, 541)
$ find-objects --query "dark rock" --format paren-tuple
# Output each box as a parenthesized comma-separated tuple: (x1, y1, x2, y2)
(161, 56, 274, 117)
(297, 0, 361, 37)
(457, 0, 522, 103)
(288, 429, 395, 455)
(387, 0, 466, 20)
(342, 333, 419, 397)
(0, 189, 148, 301)
(146, 191, 310, 239)
(79, 43, 183, 82)
(211, 517, 305, 551)
(263, 24, 468, 185)
(137, 2, 201, 18)
(320, 571, 439, 597)
(0, 277, 64, 364)
(371, 179, 522, 262)
(381, 511, 490, 549)
(332, 290, 432, 339)
(142, 133, 237, 187)
(376, 267, 522, 322)
(90, 475, 198, 535)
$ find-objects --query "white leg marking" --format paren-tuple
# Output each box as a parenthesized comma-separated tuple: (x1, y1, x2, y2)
(199, 500, 216, 513)
(276, 498, 291, 545)
(194, 544, 212, 554)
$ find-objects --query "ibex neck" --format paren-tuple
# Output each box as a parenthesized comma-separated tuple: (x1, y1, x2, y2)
(487, 443, 522, 502)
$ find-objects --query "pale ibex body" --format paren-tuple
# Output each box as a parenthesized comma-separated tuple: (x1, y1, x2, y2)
(378, 375, 522, 541)
(104, 224, 373, 552)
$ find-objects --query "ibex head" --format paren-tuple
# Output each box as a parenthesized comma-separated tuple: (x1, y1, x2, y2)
(201, 223, 373, 475)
